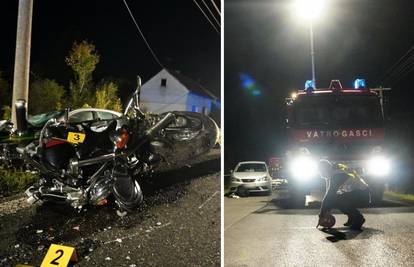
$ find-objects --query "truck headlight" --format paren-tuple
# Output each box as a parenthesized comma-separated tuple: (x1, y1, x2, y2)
(366, 156, 390, 176)
(289, 156, 318, 180)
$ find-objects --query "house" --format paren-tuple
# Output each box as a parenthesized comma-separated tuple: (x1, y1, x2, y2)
(140, 69, 220, 115)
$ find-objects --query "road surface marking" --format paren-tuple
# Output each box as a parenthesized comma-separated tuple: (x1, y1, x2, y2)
(199, 191, 219, 209)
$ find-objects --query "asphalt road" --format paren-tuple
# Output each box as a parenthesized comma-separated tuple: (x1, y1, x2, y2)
(0, 150, 220, 267)
(224, 190, 414, 267)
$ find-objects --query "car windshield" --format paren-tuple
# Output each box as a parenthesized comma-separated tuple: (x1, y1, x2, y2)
(293, 95, 382, 128)
(69, 111, 94, 123)
(236, 163, 266, 172)
(97, 111, 117, 120)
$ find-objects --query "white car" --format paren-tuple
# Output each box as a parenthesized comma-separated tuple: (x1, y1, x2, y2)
(28, 108, 123, 127)
(67, 108, 122, 123)
(230, 161, 272, 195)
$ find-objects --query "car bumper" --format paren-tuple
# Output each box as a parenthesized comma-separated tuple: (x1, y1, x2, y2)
(230, 181, 272, 192)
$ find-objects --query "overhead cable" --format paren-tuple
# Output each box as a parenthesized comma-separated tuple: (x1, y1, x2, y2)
(192, 0, 220, 34)
(122, 0, 164, 68)
(201, 0, 221, 27)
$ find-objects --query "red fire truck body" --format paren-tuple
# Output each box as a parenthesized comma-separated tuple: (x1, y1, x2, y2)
(284, 80, 390, 205)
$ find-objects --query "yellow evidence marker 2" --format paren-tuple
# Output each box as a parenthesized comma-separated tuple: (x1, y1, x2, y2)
(40, 244, 78, 267)
(66, 132, 86, 144)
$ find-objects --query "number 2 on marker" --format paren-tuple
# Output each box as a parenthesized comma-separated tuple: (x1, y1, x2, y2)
(40, 244, 77, 267)
(50, 249, 64, 265)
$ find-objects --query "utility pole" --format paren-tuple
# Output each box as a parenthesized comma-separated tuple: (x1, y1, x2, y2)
(309, 21, 316, 88)
(11, 0, 33, 128)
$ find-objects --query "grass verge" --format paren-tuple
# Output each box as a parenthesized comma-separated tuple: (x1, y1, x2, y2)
(0, 167, 38, 197)
(384, 191, 414, 204)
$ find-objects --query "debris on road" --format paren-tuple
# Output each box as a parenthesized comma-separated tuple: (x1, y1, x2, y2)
(228, 193, 240, 199)
(0, 168, 220, 266)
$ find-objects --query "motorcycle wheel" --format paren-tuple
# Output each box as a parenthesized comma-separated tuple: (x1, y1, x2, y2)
(112, 168, 144, 212)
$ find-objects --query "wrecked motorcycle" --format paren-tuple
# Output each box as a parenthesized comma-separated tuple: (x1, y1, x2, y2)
(18, 78, 219, 214)
(0, 108, 64, 168)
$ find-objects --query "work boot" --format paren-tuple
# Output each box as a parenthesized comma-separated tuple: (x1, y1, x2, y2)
(344, 217, 353, 227)
(350, 217, 365, 231)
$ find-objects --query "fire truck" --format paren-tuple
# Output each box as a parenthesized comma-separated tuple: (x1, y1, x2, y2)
(284, 79, 391, 206)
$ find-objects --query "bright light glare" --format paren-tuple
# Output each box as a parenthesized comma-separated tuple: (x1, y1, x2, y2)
(294, 0, 327, 21)
(291, 92, 297, 99)
(367, 156, 391, 176)
(289, 156, 318, 180)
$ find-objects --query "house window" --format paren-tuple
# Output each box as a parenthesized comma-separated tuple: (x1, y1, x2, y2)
(191, 105, 197, 112)
(161, 78, 167, 87)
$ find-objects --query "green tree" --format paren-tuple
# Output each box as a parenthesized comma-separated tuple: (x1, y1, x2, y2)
(65, 40, 100, 108)
(29, 78, 65, 114)
(94, 81, 122, 112)
(0, 71, 11, 119)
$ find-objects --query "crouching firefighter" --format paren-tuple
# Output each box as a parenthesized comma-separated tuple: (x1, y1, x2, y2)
(317, 159, 370, 230)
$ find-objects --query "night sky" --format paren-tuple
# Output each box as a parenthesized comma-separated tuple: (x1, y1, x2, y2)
(0, 0, 221, 102)
(224, 0, 414, 169)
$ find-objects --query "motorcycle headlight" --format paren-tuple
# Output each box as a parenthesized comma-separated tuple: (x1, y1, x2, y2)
(366, 156, 390, 176)
(289, 156, 318, 180)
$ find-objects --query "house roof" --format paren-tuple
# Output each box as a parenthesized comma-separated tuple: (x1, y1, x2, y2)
(164, 69, 218, 100)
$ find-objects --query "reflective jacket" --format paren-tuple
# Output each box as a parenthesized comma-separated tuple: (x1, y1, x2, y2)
(320, 163, 369, 216)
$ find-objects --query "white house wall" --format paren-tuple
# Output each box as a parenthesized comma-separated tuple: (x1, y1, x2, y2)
(140, 69, 215, 115)
(186, 93, 212, 114)
(141, 69, 189, 113)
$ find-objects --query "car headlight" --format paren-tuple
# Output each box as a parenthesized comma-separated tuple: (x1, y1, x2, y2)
(366, 156, 390, 176)
(289, 156, 318, 180)
(231, 177, 241, 182)
(257, 176, 267, 181)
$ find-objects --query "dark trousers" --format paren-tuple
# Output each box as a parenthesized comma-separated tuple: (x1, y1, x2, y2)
(335, 189, 370, 221)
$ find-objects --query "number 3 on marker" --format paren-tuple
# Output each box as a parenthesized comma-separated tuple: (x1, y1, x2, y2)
(40, 244, 77, 267)
(67, 132, 86, 144)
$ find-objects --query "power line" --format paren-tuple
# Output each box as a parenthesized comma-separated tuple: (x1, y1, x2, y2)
(387, 59, 414, 85)
(383, 54, 414, 85)
(201, 0, 220, 27)
(121, 0, 164, 69)
(383, 52, 414, 83)
(192, 0, 220, 34)
(380, 45, 414, 85)
(210, 0, 221, 16)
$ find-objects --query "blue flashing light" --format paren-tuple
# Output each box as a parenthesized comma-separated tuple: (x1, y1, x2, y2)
(240, 73, 255, 89)
(354, 79, 366, 89)
(252, 89, 261, 96)
(305, 80, 314, 91)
